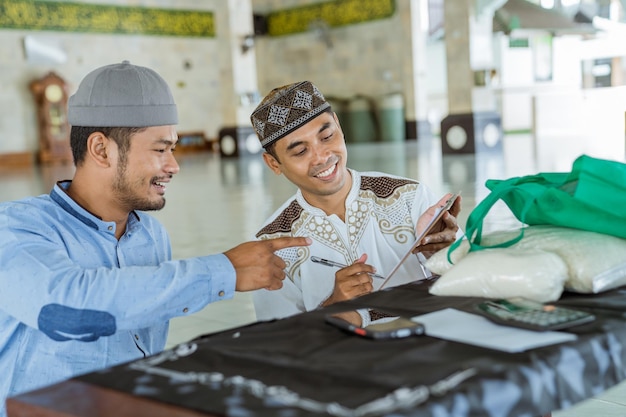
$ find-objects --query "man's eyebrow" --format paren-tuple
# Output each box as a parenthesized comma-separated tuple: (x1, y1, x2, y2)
(318, 122, 332, 134)
(286, 140, 304, 152)
(155, 138, 178, 146)
(285, 122, 332, 152)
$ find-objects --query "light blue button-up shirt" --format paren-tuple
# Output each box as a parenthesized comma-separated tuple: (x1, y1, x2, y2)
(0, 181, 236, 416)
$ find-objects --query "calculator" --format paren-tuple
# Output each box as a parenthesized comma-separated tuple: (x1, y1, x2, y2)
(475, 297, 595, 331)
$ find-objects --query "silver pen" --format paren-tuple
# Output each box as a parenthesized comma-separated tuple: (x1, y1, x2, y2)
(310, 256, 386, 280)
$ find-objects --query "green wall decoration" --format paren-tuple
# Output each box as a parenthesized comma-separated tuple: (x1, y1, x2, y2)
(0, 0, 214, 37)
(266, 0, 395, 37)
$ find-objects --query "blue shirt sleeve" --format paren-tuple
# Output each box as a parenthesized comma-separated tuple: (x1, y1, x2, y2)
(0, 197, 236, 336)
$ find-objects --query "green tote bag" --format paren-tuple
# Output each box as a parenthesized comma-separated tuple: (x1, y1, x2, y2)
(448, 154, 626, 260)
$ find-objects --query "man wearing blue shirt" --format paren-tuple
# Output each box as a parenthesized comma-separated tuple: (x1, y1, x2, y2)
(0, 61, 309, 416)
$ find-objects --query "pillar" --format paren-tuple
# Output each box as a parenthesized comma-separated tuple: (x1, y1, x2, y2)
(440, 0, 503, 155)
(398, 0, 431, 140)
(214, 0, 263, 158)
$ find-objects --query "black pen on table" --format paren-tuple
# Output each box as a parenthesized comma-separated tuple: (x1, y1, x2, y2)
(310, 256, 386, 280)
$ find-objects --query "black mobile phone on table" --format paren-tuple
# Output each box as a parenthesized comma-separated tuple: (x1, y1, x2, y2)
(474, 297, 595, 331)
(325, 309, 425, 339)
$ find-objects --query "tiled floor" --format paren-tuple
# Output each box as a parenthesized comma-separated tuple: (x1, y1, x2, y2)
(1, 134, 625, 415)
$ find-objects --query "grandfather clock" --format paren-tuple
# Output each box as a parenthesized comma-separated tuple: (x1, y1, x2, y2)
(30, 72, 73, 164)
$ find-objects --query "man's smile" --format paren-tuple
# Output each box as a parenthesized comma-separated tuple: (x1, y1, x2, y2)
(314, 162, 338, 179)
(151, 177, 171, 193)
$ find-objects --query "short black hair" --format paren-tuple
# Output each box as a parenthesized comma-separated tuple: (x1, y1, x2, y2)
(70, 126, 147, 166)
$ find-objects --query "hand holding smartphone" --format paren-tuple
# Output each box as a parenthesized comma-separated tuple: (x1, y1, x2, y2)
(379, 192, 460, 289)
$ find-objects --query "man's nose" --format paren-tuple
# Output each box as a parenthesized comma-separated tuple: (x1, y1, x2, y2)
(165, 151, 180, 175)
(310, 142, 330, 163)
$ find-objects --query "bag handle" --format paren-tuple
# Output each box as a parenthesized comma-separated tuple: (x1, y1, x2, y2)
(446, 179, 536, 263)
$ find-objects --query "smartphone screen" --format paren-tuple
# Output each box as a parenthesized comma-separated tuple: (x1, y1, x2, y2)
(325, 309, 425, 339)
(379, 192, 460, 289)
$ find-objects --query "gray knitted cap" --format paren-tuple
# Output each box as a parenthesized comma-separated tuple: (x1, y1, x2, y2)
(68, 60, 178, 127)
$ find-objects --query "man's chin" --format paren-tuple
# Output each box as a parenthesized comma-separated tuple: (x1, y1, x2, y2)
(136, 198, 166, 212)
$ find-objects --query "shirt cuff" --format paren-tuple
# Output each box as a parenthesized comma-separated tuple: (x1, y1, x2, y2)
(356, 308, 370, 328)
(206, 253, 236, 302)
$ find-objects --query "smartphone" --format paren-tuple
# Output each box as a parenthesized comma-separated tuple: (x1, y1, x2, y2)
(325, 309, 425, 339)
(379, 192, 460, 289)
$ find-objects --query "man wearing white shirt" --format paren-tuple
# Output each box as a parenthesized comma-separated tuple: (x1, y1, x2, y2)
(250, 81, 462, 322)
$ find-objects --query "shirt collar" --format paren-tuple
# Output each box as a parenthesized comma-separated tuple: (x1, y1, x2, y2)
(50, 180, 140, 235)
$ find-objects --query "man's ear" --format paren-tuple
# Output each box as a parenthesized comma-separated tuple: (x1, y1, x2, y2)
(262, 152, 282, 175)
(86, 132, 112, 167)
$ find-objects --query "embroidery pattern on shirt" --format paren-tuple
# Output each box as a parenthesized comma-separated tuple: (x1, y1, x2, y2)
(256, 201, 310, 283)
(295, 211, 352, 283)
(359, 176, 418, 246)
(278, 245, 310, 282)
(345, 198, 372, 254)
(305, 214, 350, 254)
(359, 175, 417, 199)
(255, 175, 420, 283)
(256, 200, 304, 237)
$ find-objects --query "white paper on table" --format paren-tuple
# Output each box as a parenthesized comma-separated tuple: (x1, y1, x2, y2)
(412, 308, 577, 353)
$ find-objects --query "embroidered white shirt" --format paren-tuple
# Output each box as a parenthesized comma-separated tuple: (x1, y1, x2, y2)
(254, 170, 441, 321)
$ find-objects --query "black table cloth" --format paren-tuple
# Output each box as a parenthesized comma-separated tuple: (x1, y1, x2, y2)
(79, 281, 626, 417)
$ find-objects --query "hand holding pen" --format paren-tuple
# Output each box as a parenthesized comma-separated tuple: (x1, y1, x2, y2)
(313, 254, 383, 306)
(311, 256, 386, 280)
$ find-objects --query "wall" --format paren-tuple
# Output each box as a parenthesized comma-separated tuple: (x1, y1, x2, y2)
(0, 0, 220, 156)
(254, 19, 405, 100)
(3, 0, 622, 157)
(252, 0, 406, 109)
(1, 0, 412, 156)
